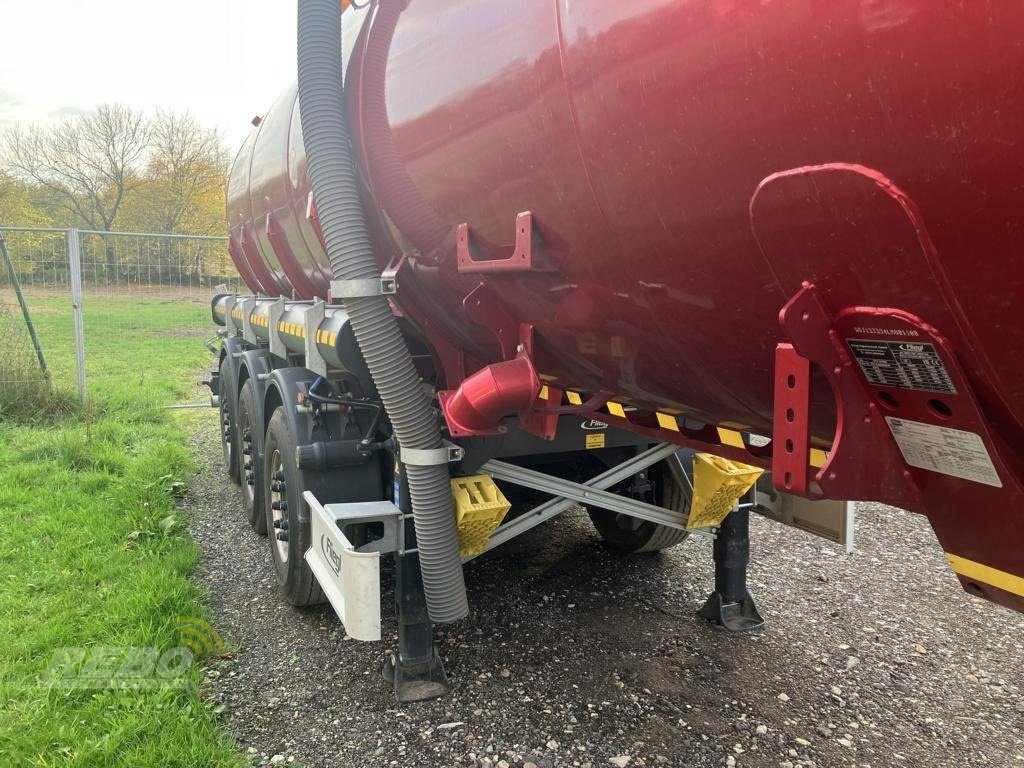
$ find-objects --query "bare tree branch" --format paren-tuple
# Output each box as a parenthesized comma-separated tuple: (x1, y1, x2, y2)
(1, 103, 150, 230)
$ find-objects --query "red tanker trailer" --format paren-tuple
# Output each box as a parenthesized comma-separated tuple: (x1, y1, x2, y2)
(211, 0, 1024, 700)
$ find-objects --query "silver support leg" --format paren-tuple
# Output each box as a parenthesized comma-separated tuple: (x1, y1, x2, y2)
(67, 228, 86, 403)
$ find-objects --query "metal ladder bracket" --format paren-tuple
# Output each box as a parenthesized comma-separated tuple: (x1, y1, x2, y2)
(303, 300, 328, 377)
(268, 298, 287, 359)
(240, 297, 258, 344)
(223, 295, 238, 334)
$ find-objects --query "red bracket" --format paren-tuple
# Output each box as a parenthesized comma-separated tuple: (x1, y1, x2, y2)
(775, 283, 923, 510)
(772, 344, 812, 496)
(457, 212, 556, 273)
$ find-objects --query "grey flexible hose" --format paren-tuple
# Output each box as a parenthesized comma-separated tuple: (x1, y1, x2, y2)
(297, 0, 468, 623)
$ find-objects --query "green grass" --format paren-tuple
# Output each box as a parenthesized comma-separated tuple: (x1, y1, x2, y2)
(0, 295, 245, 767)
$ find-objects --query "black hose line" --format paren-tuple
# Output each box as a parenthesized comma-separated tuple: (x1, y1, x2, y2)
(296, 0, 468, 623)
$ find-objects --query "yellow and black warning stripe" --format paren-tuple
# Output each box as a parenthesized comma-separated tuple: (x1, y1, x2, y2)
(315, 329, 338, 346)
(276, 321, 306, 338)
(553, 382, 830, 468)
(946, 554, 1024, 598)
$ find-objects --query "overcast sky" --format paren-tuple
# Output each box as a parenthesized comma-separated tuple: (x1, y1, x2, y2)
(0, 0, 297, 151)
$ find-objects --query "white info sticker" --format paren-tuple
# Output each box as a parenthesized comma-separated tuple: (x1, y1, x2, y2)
(885, 417, 1002, 488)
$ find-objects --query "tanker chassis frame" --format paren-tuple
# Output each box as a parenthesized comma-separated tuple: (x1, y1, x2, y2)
(207, 292, 849, 702)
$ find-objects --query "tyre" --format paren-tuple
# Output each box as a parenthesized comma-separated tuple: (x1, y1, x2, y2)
(219, 367, 241, 485)
(237, 379, 267, 535)
(263, 407, 325, 606)
(587, 458, 691, 553)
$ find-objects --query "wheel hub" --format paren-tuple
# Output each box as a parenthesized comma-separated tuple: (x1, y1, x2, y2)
(269, 450, 288, 562)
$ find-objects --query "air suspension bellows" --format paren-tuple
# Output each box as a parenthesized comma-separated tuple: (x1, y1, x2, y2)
(296, 0, 468, 622)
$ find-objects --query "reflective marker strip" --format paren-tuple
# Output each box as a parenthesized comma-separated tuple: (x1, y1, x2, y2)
(716, 427, 745, 449)
(656, 412, 679, 431)
(539, 385, 549, 400)
(946, 554, 1024, 597)
(810, 448, 828, 468)
(566, 391, 583, 406)
(607, 402, 626, 418)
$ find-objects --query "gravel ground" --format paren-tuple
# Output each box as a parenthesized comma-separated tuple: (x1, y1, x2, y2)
(184, 412, 1024, 768)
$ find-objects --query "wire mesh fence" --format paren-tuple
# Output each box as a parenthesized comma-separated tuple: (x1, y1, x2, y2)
(0, 226, 241, 407)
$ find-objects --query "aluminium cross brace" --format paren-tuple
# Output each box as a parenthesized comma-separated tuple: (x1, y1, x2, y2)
(469, 442, 687, 561)
(479, 449, 714, 549)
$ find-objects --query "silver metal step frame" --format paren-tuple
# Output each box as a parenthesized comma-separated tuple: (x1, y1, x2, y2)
(303, 492, 402, 641)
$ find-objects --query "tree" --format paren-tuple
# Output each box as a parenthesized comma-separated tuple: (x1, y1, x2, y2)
(0, 171, 52, 229)
(2, 103, 149, 231)
(121, 110, 229, 235)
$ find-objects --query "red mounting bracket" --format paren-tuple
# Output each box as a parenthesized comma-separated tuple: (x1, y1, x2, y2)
(773, 282, 923, 510)
(457, 212, 556, 274)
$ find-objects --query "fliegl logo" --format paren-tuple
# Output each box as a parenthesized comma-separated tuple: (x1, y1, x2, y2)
(580, 419, 608, 431)
(175, 616, 225, 658)
(322, 533, 342, 576)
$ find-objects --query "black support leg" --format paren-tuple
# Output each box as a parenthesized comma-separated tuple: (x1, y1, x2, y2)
(698, 505, 764, 631)
(382, 458, 450, 702)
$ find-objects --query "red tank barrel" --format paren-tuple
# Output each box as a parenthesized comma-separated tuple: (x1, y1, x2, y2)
(227, 1, 1024, 613)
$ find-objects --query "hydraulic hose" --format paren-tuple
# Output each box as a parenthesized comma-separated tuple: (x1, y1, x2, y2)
(297, 0, 469, 623)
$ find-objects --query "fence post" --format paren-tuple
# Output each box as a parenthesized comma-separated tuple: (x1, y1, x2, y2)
(67, 228, 87, 403)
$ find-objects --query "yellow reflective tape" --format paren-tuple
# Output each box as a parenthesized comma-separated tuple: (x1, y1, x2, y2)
(279, 322, 286, 332)
(539, 385, 549, 401)
(566, 391, 583, 406)
(607, 402, 626, 418)
(328, 332, 337, 346)
(810, 448, 828, 468)
(716, 427, 745, 449)
(656, 412, 680, 431)
(299, 326, 305, 338)
(946, 554, 1024, 597)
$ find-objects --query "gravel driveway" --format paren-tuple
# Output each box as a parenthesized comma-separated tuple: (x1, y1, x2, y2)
(184, 413, 1024, 768)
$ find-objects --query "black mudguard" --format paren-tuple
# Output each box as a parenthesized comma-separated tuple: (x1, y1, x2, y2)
(263, 367, 385, 523)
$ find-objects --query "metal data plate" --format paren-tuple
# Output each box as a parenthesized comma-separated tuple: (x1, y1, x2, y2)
(754, 482, 855, 553)
(303, 493, 394, 641)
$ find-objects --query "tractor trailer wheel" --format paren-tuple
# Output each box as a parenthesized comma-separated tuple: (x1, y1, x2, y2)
(588, 458, 690, 553)
(219, 370, 241, 485)
(263, 408, 325, 606)
(237, 380, 267, 536)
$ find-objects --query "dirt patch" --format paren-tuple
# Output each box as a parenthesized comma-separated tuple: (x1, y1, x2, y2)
(183, 409, 1024, 768)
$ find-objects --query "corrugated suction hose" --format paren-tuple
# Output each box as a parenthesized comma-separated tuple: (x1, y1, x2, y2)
(296, 0, 468, 623)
